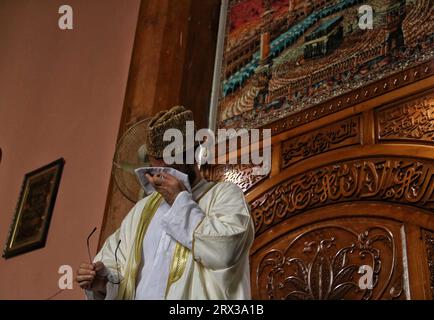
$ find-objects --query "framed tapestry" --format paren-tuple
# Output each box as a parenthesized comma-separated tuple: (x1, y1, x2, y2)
(3, 158, 65, 259)
(210, 0, 434, 130)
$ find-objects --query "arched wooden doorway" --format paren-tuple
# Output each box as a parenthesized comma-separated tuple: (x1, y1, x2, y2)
(251, 201, 433, 300)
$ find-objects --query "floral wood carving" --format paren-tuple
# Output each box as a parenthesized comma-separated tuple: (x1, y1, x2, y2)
(256, 226, 405, 300)
(251, 158, 434, 235)
(282, 116, 360, 168)
(377, 93, 434, 142)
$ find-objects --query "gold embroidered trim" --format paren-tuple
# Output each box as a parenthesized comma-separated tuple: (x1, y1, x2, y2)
(117, 192, 163, 300)
(165, 242, 190, 297)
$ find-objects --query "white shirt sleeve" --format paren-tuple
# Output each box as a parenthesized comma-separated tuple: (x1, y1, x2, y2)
(159, 191, 205, 250)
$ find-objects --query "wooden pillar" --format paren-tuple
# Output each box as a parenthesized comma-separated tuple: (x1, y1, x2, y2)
(98, 0, 221, 247)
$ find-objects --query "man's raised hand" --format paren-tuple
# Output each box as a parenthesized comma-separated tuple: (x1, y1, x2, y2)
(145, 172, 186, 205)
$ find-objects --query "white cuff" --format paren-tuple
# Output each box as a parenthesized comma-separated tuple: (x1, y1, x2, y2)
(160, 191, 205, 250)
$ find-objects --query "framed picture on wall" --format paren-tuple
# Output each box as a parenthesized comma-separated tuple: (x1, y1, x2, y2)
(3, 158, 65, 259)
(210, 0, 433, 131)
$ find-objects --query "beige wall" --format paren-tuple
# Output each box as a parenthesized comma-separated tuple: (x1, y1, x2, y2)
(0, 0, 140, 299)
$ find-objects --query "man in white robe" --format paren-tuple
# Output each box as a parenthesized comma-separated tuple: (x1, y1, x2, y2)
(76, 106, 255, 299)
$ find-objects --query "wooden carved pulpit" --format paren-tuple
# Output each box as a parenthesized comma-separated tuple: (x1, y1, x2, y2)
(205, 61, 434, 300)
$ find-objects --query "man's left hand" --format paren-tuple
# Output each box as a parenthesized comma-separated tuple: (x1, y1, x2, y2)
(145, 172, 187, 205)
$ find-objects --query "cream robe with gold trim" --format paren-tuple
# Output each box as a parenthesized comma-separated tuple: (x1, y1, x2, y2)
(87, 181, 255, 300)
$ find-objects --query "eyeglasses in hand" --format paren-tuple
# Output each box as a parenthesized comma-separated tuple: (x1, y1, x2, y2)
(86, 227, 122, 285)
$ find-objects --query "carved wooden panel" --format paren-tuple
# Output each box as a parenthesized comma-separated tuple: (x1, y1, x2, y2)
(376, 92, 434, 143)
(252, 218, 406, 300)
(423, 229, 434, 299)
(245, 61, 434, 300)
(251, 157, 434, 236)
(281, 116, 360, 169)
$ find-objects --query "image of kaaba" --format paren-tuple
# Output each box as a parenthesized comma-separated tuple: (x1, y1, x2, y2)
(217, 0, 433, 129)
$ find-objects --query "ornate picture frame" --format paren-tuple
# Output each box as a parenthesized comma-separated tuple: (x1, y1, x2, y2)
(3, 158, 65, 259)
